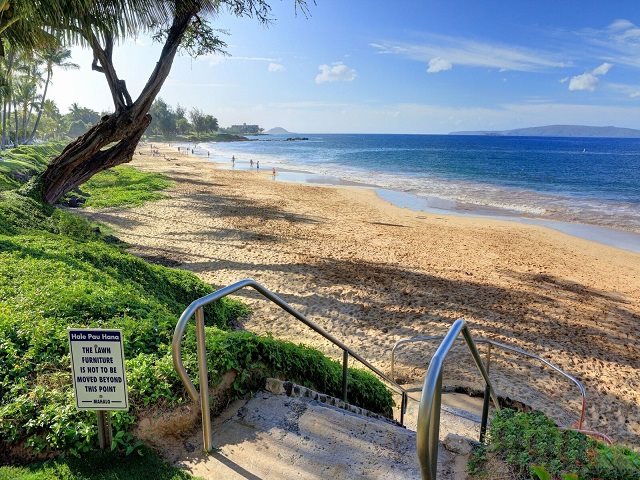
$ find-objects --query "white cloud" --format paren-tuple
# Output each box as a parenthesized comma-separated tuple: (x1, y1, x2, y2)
(370, 35, 568, 72)
(569, 73, 599, 91)
(567, 62, 612, 92)
(427, 57, 452, 73)
(608, 82, 640, 99)
(315, 62, 357, 84)
(576, 20, 640, 69)
(592, 62, 613, 75)
(559, 77, 569, 83)
(608, 19, 640, 41)
(199, 54, 280, 67)
(268, 63, 285, 73)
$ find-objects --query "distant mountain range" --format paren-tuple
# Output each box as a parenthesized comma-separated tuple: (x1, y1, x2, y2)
(449, 125, 640, 138)
(264, 127, 292, 134)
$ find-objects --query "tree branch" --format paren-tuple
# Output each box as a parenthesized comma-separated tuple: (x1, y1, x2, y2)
(86, 31, 126, 111)
(133, 4, 199, 116)
(91, 55, 105, 73)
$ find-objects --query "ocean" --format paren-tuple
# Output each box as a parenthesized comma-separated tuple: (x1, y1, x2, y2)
(196, 134, 640, 247)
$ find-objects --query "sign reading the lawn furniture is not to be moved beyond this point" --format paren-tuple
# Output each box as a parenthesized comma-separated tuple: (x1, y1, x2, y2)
(68, 329, 129, 411)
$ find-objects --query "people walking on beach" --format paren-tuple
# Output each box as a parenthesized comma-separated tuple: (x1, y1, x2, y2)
(272, 167, 277, 178)
(232, 155, 235, 167)
(250, 159, 254, 168)
(256, 160, 260, 169)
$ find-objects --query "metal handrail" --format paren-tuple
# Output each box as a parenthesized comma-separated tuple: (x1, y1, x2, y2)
(416, 319, 500, 480)
(172, 278, 410, 452)
(391, 335, 586, 430)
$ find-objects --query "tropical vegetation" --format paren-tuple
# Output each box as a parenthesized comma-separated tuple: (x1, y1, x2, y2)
(469, 409, 640, 480)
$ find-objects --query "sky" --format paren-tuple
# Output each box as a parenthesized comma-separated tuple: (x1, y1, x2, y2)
(47, 0, 640, 134)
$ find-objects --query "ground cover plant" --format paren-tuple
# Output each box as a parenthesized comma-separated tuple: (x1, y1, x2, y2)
(0, 447, 201, 480)
(0, 144, 66, 192)
(73, 166, 172, 208)
(468, 409, 640, 480)
(0, 144, 394, 467)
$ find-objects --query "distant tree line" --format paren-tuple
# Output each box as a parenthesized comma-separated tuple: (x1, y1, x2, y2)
(148, 98, 219, 138)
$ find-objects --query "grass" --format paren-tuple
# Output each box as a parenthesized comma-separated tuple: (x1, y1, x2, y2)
(0, 144, 172, 210)
(0, 144, 65, 192)
(0, 143, 395, 469)
(0, 448, 201, 480)
(75, 167, 172, 208)
(468, 409, 640, 480)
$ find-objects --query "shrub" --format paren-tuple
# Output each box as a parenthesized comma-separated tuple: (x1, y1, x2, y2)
(469, 409, 640, 480)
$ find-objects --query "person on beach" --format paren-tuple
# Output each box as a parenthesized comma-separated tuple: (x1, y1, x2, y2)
(272, 167, 277, 178)
(207, 151, 210, 157)
(232, 155, 235, 167)
(250, 159, 254, 168)
(256, 160, 260, 169)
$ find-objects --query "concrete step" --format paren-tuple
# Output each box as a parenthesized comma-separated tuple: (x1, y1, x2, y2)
(151, 380, 477, 479)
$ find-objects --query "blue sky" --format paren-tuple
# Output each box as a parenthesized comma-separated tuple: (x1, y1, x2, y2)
(48, 0, 640, 133)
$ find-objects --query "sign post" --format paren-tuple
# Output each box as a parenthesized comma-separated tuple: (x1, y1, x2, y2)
(68, 329, 129, 449)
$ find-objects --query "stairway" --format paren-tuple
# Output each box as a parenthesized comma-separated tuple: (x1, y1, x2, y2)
(152, 380, 478, 480)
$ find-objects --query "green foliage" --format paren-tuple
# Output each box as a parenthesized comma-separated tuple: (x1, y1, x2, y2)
(147, 98, 220, 139)
(532, 466, 578, 480)
(199, 329, 394, 416)
(0, 447, 200, 479)
(0, 143, 65, 192)
(0, 215, 247, 454)
(0, 143, 172, 210)
(469, 409, 640, 480)
(74, 166, 172, 208)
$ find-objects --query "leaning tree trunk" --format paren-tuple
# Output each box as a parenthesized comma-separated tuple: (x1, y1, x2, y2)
(28, 5, 198, 204)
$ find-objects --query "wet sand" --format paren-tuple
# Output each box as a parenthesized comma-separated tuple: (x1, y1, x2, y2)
(83, 143, 640, 446)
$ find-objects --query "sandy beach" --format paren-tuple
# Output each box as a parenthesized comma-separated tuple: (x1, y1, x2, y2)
(83, 143, 640, 446)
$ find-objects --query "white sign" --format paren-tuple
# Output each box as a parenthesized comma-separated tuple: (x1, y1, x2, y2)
(68, 329, 129, 411)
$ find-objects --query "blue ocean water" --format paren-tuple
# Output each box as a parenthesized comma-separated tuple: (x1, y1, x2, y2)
(202, 134, 640, 233)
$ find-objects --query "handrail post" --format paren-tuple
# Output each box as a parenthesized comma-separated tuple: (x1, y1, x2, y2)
(342, 350, 349, 402)
(400, 392, 407, 426)
(479, 384, 490, 443)
(428, 372, 443, 480)
(480, 343, 492, 442)
(195, 307, 212, 452)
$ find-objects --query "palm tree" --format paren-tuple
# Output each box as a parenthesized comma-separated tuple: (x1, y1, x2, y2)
(0, 1, 55, 56)
(28, 46, 78, 143)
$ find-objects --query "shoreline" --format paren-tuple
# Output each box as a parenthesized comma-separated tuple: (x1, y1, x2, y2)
(86, 142, 640, 446)
(179, 139, 640, 252)
(204, 146, 640, 253)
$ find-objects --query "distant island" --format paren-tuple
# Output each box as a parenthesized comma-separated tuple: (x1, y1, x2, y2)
(265, 127, 292, 134)
(449, 125, 640, 138)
